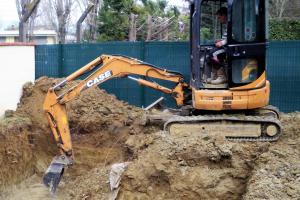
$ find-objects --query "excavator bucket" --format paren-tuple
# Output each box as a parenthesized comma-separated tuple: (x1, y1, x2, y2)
(43, 155, 72, 194)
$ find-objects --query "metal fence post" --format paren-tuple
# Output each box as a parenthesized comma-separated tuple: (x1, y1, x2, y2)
(58, 44, 63, 77)
(140, 41, 146, 107)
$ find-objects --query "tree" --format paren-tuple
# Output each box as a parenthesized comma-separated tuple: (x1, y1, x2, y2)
(269, 19, 300, 40)
(41, 0, 74, 43)
(16, 0, 40, 42)
(97, 0, 134, 41)
(269, 0, 289, 19)
(56, 0, 74, 43)
(268, 0, 300, 40)
(141, 0, 168, 41)
(76, 2, 95, 42)
(284, 0, 300, 19)
(134, 0, 182, 41)
(176, 14, 189, 41)
(129, 13, 138, 41)
(87, 0, 101, 40)
(77, 0, 102, 41)
(96, 0, 184, 41)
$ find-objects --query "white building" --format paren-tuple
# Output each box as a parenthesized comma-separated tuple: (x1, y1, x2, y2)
(0, 30, 57, 44)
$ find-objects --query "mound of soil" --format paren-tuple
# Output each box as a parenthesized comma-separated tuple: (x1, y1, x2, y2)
(51, 113, 299, 200)
(0, 116, 35, 191)
(0, 77, 299, 200)
(0, 76, 155, 199)
(243, 113, 300, 200)
(119, 132, 267, 199)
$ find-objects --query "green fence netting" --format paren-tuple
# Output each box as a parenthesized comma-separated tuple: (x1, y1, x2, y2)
(35, 41, 300, 112)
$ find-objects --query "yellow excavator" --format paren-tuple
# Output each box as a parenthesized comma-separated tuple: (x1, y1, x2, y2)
(43, 0, 281, 193)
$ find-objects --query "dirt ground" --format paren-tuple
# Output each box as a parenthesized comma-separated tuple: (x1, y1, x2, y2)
(0, 77, 299, 200)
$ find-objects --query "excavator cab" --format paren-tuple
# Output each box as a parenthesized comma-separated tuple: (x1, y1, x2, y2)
(190, 0, 267, 90)
(189, 0, 270, 111)
(165, 0, 280, 141)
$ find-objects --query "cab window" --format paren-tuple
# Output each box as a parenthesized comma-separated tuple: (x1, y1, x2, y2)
(232, 0, 257, 42)
(200, 1, 227, 43)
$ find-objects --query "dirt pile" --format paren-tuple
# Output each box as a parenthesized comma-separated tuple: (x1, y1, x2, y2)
(0, 77, 59, 191)
(119, 132, 267, 199)
(117, 113, 300, 200)
(0, 115, 35, 191)
(16, 76, 147, 133)
(0, 76, 155, 198)
(0, 76, 299, 200)
(243, 113, 300, 200)
(46, 113, 299, 200)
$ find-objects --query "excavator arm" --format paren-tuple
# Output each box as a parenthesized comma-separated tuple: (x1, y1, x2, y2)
(43, 55, 187, 193)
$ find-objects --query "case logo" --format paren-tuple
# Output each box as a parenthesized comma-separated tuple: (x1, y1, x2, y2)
(86, 71, 112, 88)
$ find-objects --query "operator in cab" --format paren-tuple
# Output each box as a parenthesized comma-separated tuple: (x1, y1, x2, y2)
(207, 7, 227, 85)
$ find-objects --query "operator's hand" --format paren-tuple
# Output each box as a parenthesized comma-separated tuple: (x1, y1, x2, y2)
(215, 41, 223, 48)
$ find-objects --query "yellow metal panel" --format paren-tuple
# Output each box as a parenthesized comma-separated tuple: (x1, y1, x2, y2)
(231, 71, 266, 90)
(192, 82, 270, 110)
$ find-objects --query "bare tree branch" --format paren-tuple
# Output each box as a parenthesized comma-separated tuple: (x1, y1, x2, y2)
(16, 0, 40, 42)
(76, 3, 95, 42)
(269, 0, 290, 19)
(41, 0, 74, 43)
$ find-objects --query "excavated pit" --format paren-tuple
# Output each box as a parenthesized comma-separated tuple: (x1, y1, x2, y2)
(0, 77, 299, 200)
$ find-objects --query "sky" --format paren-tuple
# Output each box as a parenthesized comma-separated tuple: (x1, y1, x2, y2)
(0, 0, 19, 29)
(0, 0, 188, 30)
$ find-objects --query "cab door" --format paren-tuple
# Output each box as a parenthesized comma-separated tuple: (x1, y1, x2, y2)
(227, 0, 267, 88)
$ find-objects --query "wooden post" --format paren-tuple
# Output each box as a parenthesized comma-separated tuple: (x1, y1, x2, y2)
(129, 13, 137, 41)
(146, 15, 153, 41)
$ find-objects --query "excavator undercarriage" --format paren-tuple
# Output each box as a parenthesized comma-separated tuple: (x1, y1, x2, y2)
(146, 105, 281, 142)
(165, 110, 281, 142)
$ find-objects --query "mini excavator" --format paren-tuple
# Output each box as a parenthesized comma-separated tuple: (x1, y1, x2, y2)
(43, 0, 281, 193)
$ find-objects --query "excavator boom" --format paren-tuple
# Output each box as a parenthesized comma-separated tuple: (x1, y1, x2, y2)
(42, 55, 188, 193)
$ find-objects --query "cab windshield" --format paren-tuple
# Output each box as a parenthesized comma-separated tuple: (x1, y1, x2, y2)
(200, 1, 227, 43)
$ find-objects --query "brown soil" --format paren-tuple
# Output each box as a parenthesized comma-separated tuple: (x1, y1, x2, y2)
(119, 114, 300, 200)
(0, 77, 299, 200)
(243, 113, 300, 200)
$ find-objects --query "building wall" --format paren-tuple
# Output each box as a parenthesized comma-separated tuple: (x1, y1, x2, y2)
(47, 36, 56, 44)
(33, 36, 48, 44)
(0, 44, 35, 116)
(5, 36, 15, 43)
(0, 35, 57, 44)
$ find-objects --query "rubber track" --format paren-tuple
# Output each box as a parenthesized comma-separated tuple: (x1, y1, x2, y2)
(164, 114, 282, 142)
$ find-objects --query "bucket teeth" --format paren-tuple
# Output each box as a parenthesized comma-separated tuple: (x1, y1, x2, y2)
(43, 163, 65, 194)
(42, 155, 73, 194)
